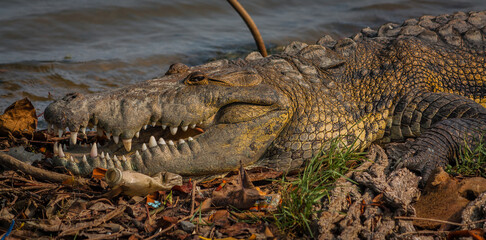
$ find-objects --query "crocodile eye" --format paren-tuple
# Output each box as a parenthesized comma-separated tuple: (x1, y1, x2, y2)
(185, 72, 208, 85)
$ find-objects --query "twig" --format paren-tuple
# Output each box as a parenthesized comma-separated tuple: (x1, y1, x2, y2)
(144, 215, 191, 240)
(227, 0, 268, 57)
(0, 152, 88, 185)
(394, 216, 463, 226)
(190, 180, 197, 216)
(399, 230, 449, 236)
(59, 205, 127, 236)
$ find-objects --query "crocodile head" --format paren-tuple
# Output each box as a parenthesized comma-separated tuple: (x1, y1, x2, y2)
(44, 58, 293, 176)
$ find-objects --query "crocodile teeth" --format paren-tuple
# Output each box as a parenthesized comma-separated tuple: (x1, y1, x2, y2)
(58, 144, 65, 158)
(82, 155, 87, 162)
(122, 139, 132, 152)
(143, 125, 148, 130)
(178, 139, 185, 144)
(151, 122, 156, 127)
(70, 156, 74, 161)
(53, 142, 59, 155)
(158, 138, 166, 145)
(106, 153, 111, 160)
(135, 131, 140, 138)
(70, 132, 78, 145)
(190, 124, 196, 129)
(101, 152, 105, 159)
(90, 143, 98, 158)
(122, 155, 127, 161)
(113, 135, 119, 144)
(135, 150, 140, 157)
(142, 143, 148, 151)
(188, 137, 194, 141)
(149, 136, 157, 148)
(167, 140, 174, 146)
(170, 127, 178, 135)
(114, 155, 119, 161)
(181, 125, 188, 132)
(80, 127, 86, 135)
(162, 124, 167, 130)
(58, 129, 63, 138)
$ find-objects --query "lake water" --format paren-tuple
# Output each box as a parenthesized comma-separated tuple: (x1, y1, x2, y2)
(1, 0, 485, 128)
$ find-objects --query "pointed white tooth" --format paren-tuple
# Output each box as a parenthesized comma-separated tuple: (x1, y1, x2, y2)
(162, 124, 167, 130)
(190, 124, 196, 129)
(135, 131, 140, 138)
(106, 153, 111, 160)
(199, 121, 203, 125)
(170, 127, 178, 135)
(113, 135, 119, 144)
(178, 139, 185, 144)
(70, 132, 78, 145)
(70, 156, 74, 161)
(158, 138, 166, 145)
(58, 144, 65, 158)
(142, 143, 147, 151)
(122, 139, 132, 152)
(188, 137, 194, 141)
(101, 152, 105, 159)
(58, 128, 63, 138)
(149, 136, 157, 148)
(122, 155, 127, 161)
(54, 142, 59, 155)
(151, 121, 156, 127)
(181, 125, 188, 131)
(83, 155, 87, 162)
(90, 143, 98, 158)
(135, 150, 140, 157)
(167, 140, 174, 146)
(80, 127, 86, 134)
(143, 125, 148, 130)
(114, 155, 119, 161)
(63, 144, 67, 151)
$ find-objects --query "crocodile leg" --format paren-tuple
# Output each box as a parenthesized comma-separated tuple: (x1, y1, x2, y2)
(391, 91, 486, 182)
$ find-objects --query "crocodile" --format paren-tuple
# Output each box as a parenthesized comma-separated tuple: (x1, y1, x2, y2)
(44, 11, 486, 181)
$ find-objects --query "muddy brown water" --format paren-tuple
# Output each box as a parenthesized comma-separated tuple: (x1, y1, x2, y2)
(1, 0, 485, 128)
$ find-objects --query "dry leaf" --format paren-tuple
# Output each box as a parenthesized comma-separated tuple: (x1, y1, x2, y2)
(92, 168, 107, 179)
(0, 98, 37, 138)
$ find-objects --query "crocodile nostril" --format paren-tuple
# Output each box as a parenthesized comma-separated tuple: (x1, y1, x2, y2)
(165, 63, 189, 75)
(62, 92, 83, 101)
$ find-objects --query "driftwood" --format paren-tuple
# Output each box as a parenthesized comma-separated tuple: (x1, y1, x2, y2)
(0, 152, 88, 185)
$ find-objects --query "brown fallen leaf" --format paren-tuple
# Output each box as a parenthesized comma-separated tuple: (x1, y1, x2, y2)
(0, 98, 37, 138)
(211, 164, 262, 210)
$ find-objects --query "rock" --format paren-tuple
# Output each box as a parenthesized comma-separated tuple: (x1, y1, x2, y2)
(179, 220, 195, 233)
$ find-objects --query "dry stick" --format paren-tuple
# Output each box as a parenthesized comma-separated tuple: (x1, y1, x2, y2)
(190, 180, 197, 216)
(144, 215, 191, 240)
(59, 205, 127, 236)
(227, 0, 268, 57)
(394, 216, 463, 226)
(0, 152, 88, 185)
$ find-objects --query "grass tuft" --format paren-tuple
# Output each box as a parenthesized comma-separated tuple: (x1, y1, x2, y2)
(274, 137, 366, 238)
(446, 136, 486, 178)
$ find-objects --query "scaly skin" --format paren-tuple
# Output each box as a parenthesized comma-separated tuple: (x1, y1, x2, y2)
(44, 11, 486, 180)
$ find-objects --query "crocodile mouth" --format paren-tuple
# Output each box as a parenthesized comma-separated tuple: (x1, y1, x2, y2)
(48, 102, 285, 176)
